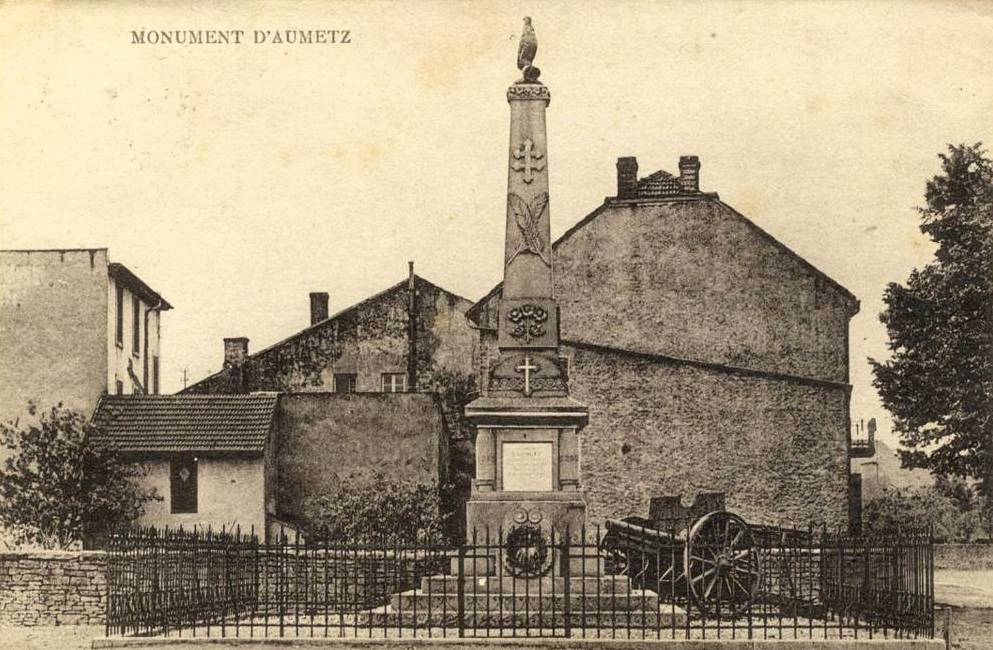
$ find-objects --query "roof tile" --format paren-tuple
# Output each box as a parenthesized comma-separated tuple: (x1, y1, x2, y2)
(92, 394, 278, 454)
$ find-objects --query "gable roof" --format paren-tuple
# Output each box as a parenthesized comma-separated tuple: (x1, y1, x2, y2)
(466, 169, 858, 327)
(92, 394, 279, 454)
(108, 262, 173, 310)
(183, 274, 472, 393)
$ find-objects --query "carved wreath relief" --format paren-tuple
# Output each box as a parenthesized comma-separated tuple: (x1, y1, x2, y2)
(507, 303, 548, 343)
(507, 191, 551, 266)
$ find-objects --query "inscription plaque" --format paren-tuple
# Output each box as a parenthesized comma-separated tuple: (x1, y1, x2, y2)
(502, 442, 553, 491)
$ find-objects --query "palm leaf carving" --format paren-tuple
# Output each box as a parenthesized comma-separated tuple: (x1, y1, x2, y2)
(507, 192, 551, 266)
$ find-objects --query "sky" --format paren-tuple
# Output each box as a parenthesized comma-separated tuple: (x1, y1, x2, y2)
(2, 1, 991, 449)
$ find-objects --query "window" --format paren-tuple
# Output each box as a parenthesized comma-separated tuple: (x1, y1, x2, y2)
(333, 373, 356, 394)
(170, 456, 198, 514)
(152, 356, 160, 395)
(381, 372, 407, 393)
(115, 379, 124, 395)
(115, 285, 124, 346)
(132, 296, 141, 355)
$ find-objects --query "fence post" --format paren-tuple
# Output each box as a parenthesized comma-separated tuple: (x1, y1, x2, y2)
(563, 527, 571, 638)
(457, 542, 466, 638)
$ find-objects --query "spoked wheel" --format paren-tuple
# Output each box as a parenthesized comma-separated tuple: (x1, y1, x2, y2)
(685, 511, 761, 617)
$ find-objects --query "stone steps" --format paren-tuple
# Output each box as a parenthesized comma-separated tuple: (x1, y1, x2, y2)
(390, 588, 661, 612)
(420, 574, 631, 594)
(357, 604, 687, 629)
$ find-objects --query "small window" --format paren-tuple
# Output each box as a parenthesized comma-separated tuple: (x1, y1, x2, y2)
(132, 296, 141, 355)
(152, 356, 160, 395)
(115, 285, 124, 346)
(333, 373, 357, 394)
(170, 456, 198, 514)
(381, 372, 407, 393)
(115, 379, 124, 395)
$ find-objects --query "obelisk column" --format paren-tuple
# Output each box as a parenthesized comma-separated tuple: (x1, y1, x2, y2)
(464, 19, 588, 549)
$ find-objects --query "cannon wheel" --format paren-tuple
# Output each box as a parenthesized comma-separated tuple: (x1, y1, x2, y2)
(685, 511, 761, 617)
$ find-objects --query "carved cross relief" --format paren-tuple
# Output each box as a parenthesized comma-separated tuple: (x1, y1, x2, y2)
(515, 354, 540, 397)
(511, 138, 545, 183)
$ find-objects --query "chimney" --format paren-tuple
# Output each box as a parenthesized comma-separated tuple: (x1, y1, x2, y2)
(678, 155, 700, 193)
(223, 337, 249, 369)
(616, 156, 639, 199)
(309, 292, 329, 326)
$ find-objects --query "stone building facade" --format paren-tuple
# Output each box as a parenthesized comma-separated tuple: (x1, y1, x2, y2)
(184, 268, 477, 398)
(468, 156, 860, 527)
(0, 249, 171, 422)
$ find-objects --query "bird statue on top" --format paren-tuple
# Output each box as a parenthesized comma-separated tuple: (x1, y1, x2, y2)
(516, 17, 541, 83)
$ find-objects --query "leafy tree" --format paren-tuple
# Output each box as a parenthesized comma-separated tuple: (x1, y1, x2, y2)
(0, 404, 158, 549)
(863, 486, 977, 542)
(304, 470, 451, 544)
(870, 143, 993, 497)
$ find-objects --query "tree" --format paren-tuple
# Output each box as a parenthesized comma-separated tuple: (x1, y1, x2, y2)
(870, 143, 993, 498)
(0, 404, 158, 549)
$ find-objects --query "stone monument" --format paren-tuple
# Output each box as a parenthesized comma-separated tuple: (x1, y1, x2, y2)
(464, 15, 590, 555)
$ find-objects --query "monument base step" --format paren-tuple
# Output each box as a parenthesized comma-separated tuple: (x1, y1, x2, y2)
(421, 574, 633, 594)
(391, 588, 661, 612)
(357, 605, 687, 629)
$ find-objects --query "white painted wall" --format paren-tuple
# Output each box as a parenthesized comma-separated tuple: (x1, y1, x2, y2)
(135, 457, 266, 535)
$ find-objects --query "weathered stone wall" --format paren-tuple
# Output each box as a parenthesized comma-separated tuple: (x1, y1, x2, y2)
(0, 551, 107, 625)
(186, 276, 476, 395)
(935, 544, 993, 571)
(275, 393, 448, 523)
(0, 249, 109, 421)
(567, 343, 850, 528)
(473, 197, 858, 384)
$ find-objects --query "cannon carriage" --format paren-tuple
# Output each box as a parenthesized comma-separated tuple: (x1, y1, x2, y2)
(601, 492, 816, 617)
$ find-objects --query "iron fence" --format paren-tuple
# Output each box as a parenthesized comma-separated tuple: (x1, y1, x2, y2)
(106, 522, 933, 640)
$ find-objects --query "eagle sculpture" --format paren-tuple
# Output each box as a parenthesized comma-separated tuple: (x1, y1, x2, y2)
(516, 17, 540, 83)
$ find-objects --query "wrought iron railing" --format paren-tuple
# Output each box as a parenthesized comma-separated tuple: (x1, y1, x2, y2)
(105, 522, 933, 640)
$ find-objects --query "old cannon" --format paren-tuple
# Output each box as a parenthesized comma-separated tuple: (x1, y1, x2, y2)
(601, 492, 763, 617)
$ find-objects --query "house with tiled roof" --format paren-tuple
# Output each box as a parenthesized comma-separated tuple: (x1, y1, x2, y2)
(92, 391, 448, 537)
(467, 155, 862, 529)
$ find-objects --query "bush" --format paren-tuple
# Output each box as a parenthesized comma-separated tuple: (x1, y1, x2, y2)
(0, 403, 159, 549)
(864, 484, 982, 542)
(303, 470, 451, 545)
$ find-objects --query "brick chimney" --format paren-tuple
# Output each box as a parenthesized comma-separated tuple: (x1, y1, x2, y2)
(223, 337, 249, 369)
(309, 292, 329, 326)
(678, 155, 700, 193)
(616, 156, 639, 199)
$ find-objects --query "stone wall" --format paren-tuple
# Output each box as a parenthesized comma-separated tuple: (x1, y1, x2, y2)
(0, 550, 107, 625)
(0, 249, 109, 421)
(185, 275, 477, 395)
(275, 392, 448, 523)
(935, 544, 993, 571)
(567, 342, 850, 528)
(471, 196, 858, 384)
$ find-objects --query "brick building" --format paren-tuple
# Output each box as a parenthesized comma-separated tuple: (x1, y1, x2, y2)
(0, 249, 171, 422)
(468, 156, 861, 528)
